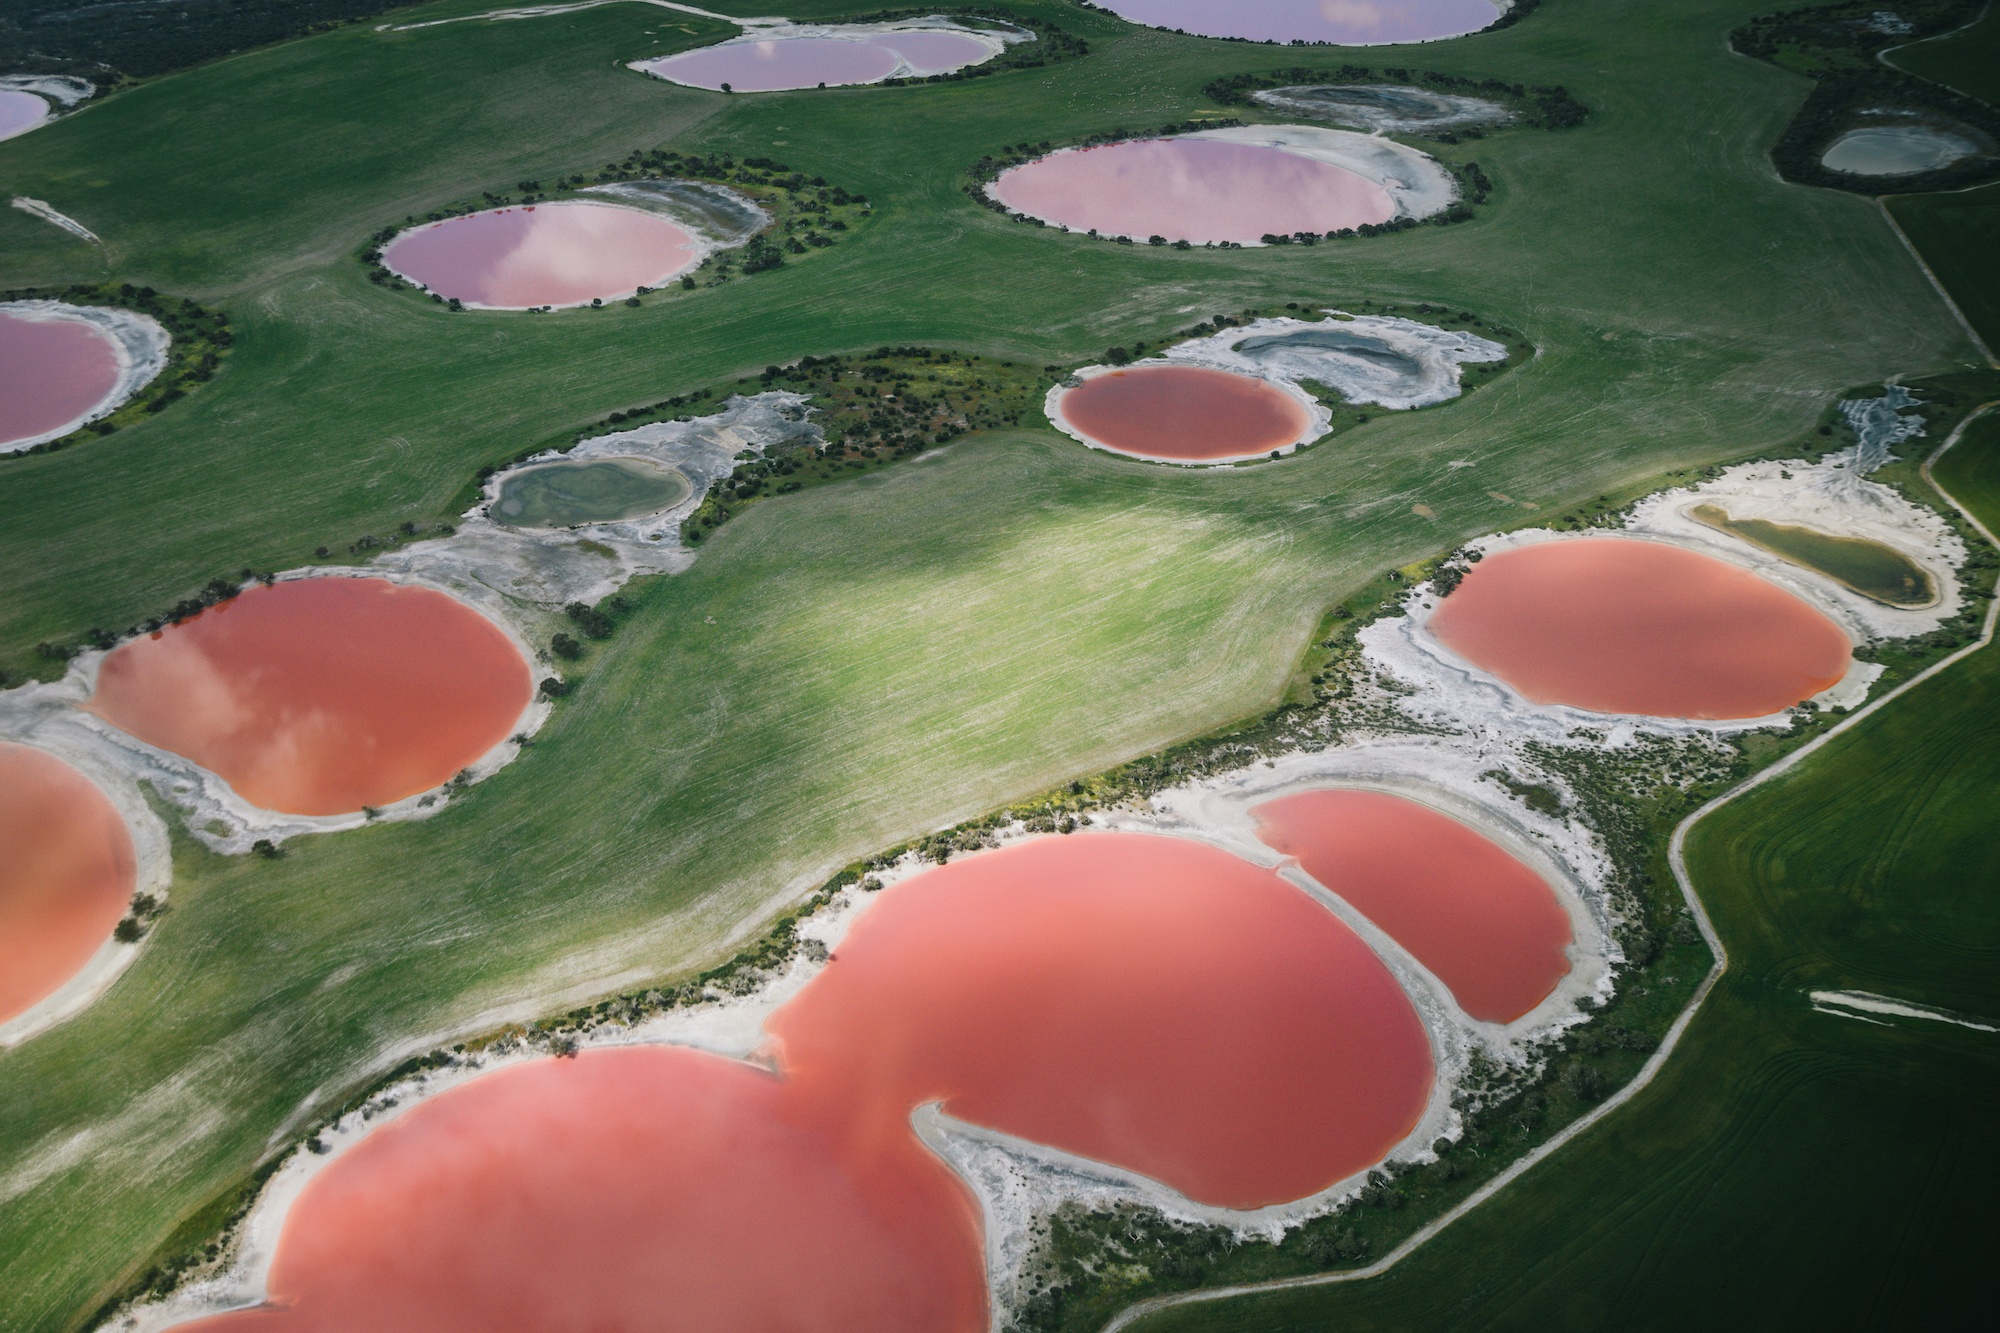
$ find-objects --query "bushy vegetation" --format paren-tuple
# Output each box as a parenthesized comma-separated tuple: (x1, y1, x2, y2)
(0, 0, 416, 80)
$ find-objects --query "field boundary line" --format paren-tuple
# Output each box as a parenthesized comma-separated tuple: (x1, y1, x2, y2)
(1878, 199, 1999, 368)
(1101, 402, 2000, 1333)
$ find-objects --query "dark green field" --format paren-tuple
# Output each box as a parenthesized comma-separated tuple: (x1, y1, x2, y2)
(0, 1, 1991, 1329)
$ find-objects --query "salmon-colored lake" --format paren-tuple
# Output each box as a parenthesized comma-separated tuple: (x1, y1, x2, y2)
(0, 308, 123, 449)
(1427, 537, 1854, 719)
(0, 743, 136, 1025)
(1096, 0, 1501, 44)
(992, 138, 1395, 243)
(1252, 789, 1572, 1024)
(641, 30, 992, 91)
(175, 1046, 991, 1333)
(180, 833, 1432, 1330)
(87, 578, 532, 816)
(381, 203, 700, 309)
(1057, 364, 1311, 462)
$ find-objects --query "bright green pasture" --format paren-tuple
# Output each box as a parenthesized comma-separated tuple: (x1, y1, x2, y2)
(1126, 416, 2000, 1332)
(0, 0, 1983, 1327)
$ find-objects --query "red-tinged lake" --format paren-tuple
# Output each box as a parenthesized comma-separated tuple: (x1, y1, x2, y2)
(381, 203, 701, 309)
(771, 832, 1435, 1208)
(992, 137, 1395, 243)
(0, 308, 123, 449)
(174, 1046, 991, 1333)
(0, 743, 135, 1025)
(640, 30, 992, 91)
(1427, 537, 1854, 719)
(1056, 364, 1311, 462)
(0, 89, 50, 141)
(1094, 0, 1501, 45)
(1251, 788, 1573, 1023)
(87, 578, 532, 816)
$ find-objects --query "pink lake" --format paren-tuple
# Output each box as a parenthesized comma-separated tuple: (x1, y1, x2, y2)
(640, 30, 992, 92)
(1096, 0, 1502, 45)
(0, 743, 136, 1025)
(1428, 537, 1855, 719)
(993, 137, 1395, 243)
(177, 833, 1435, 1331)
(1252, 789, 1573, 1023)
(0, 89, 50, 141)
(381, 203, 700, 309)
(1056, 364, 1311, 462)
(0, 309, 123, 449)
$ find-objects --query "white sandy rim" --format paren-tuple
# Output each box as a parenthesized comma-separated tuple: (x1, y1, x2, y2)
(0, 74, 93, 106)
(1248, 85, 1511, 134)
(380, 200, 709, 311)
(0, 300, 167, 452)
(1100, 399, 2000, 1332)
(1810, 989, 1997, 1032)
(11, 196, 100, 243)
(0, 734, 171, 1049)
(632, 17, 1030, 88)
(1044, 361, 1330, 466)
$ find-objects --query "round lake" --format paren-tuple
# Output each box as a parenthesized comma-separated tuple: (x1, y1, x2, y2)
(1821, 125, 1978, 176)
(0, 307, 124, 450)
(1092, 0, 1501, 45)
(87, 577, 534, 816)
(381, 203, 701, 309)
(0, 89, 50, 141)
(1252, 788, 1573, 1023)
(0, 743, 136, 1025)
(992, 137, 1395, 244)
(493, 457, 691, 528)
(1427, 537, 1854, 719)
(638, 29, 993, 91)
(1054, 364, 1312, 462)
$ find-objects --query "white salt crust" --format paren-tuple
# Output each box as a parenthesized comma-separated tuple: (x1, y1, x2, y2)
(0, 300, 168, 452)
(1250, 83, 1511, 134)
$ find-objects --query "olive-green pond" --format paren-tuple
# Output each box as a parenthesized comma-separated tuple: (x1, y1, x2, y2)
(1690, 504, 1935, 607)
(493, 458, 692, 528)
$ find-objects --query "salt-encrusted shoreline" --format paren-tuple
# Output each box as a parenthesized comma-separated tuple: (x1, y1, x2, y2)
(1250, 83, 1512, 134)
(0, 301, 168, 452)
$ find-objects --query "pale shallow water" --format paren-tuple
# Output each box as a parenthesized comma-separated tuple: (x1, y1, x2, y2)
(381, 203, 700, 309)
(1095, 0, 1501, 45)
(88, 578, 533, 816)
(1427, 537, 1854, 720)
(993, 137, 1395, 243)
(0, 309, 122, 448)
(1056, 364, 1310, 461)
(1252, 788, 1572, 1023)
(0, 743, 135, 1024)
(174, 833, 1432, 1330)
(640, 30, 992, 91)
(1821, 125, 1978, 175)
(0, 89, 49, 140)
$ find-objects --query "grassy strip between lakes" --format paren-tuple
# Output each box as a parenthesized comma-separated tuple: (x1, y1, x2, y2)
(1888, 180, 2000, 355)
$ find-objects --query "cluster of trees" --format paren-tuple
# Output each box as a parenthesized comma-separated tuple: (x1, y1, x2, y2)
(1203, 61, 1585, 132)
(0, 0, 400, 80)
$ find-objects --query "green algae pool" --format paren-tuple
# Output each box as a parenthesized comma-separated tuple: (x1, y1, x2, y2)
(1690, 504, 1935, 607)
(493, 458, 692, 529)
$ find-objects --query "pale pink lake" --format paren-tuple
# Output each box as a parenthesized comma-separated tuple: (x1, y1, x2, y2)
(1428, 537, 1855, 719)
(0, 90, 50, 141)
(1253, 789, 1573, 1024)
(0, 309, 122, 449)
(381, 203, 700, 309)
(993, 138, 1395, 243)
(1096, 0, 1502, 44)
(640, 30, 991, 91)
(180, 833, 1433, 1331)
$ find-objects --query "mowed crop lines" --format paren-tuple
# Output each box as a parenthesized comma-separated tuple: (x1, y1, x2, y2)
(0, 0, 1989, 1327)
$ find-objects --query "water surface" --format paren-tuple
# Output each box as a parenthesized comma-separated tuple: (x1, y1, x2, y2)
(1252, 788, 1572, 1023)
(88, 578, 533, 815)
(494, 458, 691, 527)
(993, 137, 1394, 243)
(0, 309, 122, 448)
(1094, 0, 1500, 45)
(1057, 364, 1310, 462)
(0, 89, 49, 141)
(1690, 504, 1934, 607)
(382, 203, 700, 309)
(1427, 537, 1853, 719)
(0, 743, 135, 1024)
(1821, 125, 1978, 175)
(640, 30, 991, 91)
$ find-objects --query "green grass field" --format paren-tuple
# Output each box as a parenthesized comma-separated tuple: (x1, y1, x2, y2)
(1889, 182, 2000, 354)
(1123, 413, 2000, 1332)
(0, 1, 1989, 1328)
